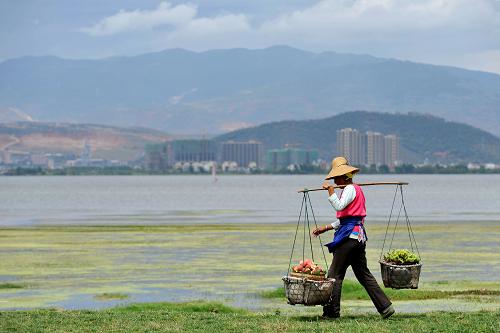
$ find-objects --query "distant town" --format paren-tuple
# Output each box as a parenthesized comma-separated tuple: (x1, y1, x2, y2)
(1, 127, 499, 175)
(143, 128, 401, 173)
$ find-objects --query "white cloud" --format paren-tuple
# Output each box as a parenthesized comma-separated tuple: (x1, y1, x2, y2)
(258, 0, 500, 72)
(183, 14, 250, 36)
(258, 0, 500, 49)
(79, 0, 500, 73)
(158, 13, 252, 50)
(80, 2, 197, 36)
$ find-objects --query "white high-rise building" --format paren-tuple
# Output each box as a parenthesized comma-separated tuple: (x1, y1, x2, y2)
(384, 134, 399, 167)
(337, 129, 400, 167)
(366, 131, 385, 166)
(336, 128, 365, 165)
(221, 141, 263, 168)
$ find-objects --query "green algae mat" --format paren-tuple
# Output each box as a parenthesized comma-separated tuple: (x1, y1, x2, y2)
(0, 302, 498, 333)
(0, 222, 499, 311)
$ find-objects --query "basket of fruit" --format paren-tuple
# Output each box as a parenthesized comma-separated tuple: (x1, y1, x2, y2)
(379, 249, 422, 289)
(282, 259, 335, 306)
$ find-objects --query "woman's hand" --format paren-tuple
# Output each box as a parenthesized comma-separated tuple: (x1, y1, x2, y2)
(312, 225, 331, 237)
(312, 227, 323, 237)
(322, 181, 335, 195)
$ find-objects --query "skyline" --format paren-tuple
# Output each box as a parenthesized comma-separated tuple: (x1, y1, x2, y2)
(1, 0, 500, 74)
(3, 111, 500, 165)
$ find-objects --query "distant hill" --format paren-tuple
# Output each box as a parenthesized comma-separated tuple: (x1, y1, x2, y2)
(0, 107, 34, 122)
(0, 122, 170, 161)
(215, 111, 500, 163)
(1, 46, 500, 135)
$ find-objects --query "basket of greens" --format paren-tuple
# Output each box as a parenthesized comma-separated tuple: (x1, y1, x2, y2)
(380, 249, 422, 289)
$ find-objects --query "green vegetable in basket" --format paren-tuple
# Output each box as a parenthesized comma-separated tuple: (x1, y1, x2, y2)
(383, 249, 420, 265)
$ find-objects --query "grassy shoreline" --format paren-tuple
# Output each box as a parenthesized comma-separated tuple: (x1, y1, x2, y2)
(0, 223, 498, 331)
(0, 301, 498, 333)
(261, 279, 500, 301)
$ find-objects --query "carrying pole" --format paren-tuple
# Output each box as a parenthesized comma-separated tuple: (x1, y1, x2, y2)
(298, 182, 408, 193)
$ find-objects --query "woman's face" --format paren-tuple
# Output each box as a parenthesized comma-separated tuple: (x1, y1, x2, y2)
(333, 176, 348, 186)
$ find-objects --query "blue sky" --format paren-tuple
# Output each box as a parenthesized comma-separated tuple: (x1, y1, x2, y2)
(2, 0, 500, 73)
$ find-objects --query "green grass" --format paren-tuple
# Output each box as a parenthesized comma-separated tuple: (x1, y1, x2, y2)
(0, 301, 498, 333)
(0, 283, 24, 290)
(114, 301, 245, 314)
(262, 279, 500, 301)
(94, 293, 129, 300)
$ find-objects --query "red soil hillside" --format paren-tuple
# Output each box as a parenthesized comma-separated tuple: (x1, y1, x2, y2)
(0, 122, 171, 161)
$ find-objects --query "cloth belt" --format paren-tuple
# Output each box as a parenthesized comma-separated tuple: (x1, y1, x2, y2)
(324, 216, 367, 253)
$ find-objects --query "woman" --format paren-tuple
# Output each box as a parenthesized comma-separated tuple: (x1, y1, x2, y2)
(312, 156, 395, 319)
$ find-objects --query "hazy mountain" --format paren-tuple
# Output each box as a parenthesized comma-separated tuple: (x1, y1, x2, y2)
(1, 46, 500, 135)
(0, 107, 34, 122)
(0, 122, 170, 161)
(215, 111, 500, 164)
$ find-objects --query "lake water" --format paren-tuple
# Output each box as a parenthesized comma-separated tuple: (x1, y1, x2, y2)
(1, 174, 500, 226)
(0, 175, 499, 311)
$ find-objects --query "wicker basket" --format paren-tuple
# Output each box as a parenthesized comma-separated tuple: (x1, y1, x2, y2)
(282, 275, 335, 306)
(379, 261, 422, 289)
(289, 272, 326, 281)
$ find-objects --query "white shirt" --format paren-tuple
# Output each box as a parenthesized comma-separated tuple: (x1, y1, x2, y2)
(328, 184, 356, 229)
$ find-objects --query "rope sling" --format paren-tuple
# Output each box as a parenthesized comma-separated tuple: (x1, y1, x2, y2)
(379, 185, 421, 261)
(377, 184, 423, 289)
(286, 191, 330, 277)
(283, 190, 334, 306)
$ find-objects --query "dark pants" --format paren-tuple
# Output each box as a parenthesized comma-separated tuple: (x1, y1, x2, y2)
(323, 238, 392, 316)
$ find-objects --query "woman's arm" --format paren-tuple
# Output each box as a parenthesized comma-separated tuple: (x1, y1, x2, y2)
(312, 183, 355, 236)
(312, 220, 340, 237)
(312, 224, 333, 236)
(327, 184, 356, 211)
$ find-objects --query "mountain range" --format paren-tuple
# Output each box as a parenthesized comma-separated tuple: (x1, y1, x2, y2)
(1, 46, 500, 136)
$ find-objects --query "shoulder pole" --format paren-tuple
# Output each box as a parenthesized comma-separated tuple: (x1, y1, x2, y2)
(298, 182, 409, 193)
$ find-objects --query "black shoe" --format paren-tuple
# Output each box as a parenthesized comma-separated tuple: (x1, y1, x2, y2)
(381, 305, 395, 319)
(321, 312, 340, 320)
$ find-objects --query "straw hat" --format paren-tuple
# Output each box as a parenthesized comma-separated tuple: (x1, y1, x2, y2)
(325, 156, 360, 180)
